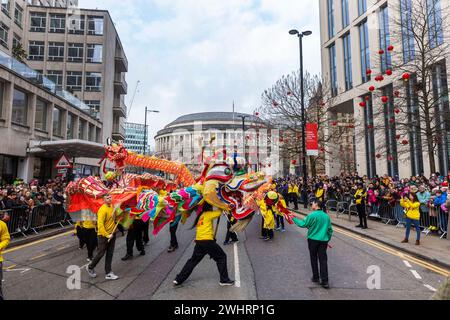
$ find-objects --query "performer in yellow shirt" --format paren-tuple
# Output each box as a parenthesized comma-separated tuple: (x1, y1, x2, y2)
(0, 213, 11, 300)
(87, 194, 120, 280)
(173, 203, 234, 286)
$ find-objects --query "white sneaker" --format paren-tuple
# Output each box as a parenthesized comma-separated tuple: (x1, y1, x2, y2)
(105, 272, 119, 280)
(86, 266, 97, 278)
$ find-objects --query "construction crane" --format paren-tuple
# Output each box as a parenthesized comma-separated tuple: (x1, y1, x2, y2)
(127, 80, 141, 118)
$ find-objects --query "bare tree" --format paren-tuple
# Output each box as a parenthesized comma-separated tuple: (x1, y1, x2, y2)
(256, 71, 350, 176)
(354, 0, 450, 174)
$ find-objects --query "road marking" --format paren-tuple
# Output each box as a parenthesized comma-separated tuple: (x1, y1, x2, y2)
(410, 270, 422, 280)
(233, 242, 241, 288)
(424, 284, 437, 292)
(6, 268, 31, 274)
(403, 260, 412, 268)
(30, 253, 48, 260)
(333, 226, 450, 277)
(3, 231, 73, 254)
(5, 264, 17, 270)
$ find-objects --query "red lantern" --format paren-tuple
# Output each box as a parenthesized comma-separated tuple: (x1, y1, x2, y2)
(394, 90, 400, 97)
(359, 101, 366, 107)
(365, 96, 370, 101)
(320, 101, 326, 107)
(379, 49, 385, 55)
(376, 154, 382, 159)
(387, 155, 394, 161)
(292, 160, 297, 165)
(273, 101, 279, 107)
(389, 118, 395, 124)
(369, 86, 375, 92)
(348, 124, 355, 129)
(279, 138, 284, 143)
(402, 140, 409, 145)
(381, 96, 389, 103)
(287, 91, 293, 96)
(320, 147, 325, 152)
(396, 134, 401, 140)
(332, 121, 338, 126)
(268, 164, 271, 168)
(402, 73, 410, 81)
(386, 69, 393, 76)
(366, 69, 372, 75)
(394, 108, 400, 114)
(255, 112, 260, 117)
(388, 45, 394, 51)
(367, 124, 374, 129)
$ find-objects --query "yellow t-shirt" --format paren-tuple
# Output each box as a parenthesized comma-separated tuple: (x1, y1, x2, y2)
(82, 220, 97, 229)
(196, 210, 222, 241)
(0, 220, 11, 262)
(97, 204, 116, 238)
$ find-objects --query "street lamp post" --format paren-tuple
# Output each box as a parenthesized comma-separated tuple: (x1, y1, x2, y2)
(289, 29, 312, 209)
(143, 107, 160, 156)
(238, 115, 248, 169)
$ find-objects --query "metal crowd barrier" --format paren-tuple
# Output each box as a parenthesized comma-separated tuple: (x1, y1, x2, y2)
(2, 203, 70, 237)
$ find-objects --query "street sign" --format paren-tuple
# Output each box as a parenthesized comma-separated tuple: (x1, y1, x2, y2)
(58, 169, 68, 174)
(56, 154, 72, 169)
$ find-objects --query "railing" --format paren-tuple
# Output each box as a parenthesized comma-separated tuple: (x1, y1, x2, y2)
(0, 204, 72, 238)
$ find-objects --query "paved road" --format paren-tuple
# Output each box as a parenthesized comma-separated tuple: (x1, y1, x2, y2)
(2, 213, 448, 300)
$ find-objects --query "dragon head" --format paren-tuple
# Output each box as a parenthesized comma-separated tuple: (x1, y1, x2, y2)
(100, 139, 128, 172)
(201, 161, 268, 220)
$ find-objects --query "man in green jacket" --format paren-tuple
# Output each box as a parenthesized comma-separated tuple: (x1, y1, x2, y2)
(292, 200, 333, 289)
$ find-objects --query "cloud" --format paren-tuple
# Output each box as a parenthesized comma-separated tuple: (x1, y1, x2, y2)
(78, 0, 321, 149)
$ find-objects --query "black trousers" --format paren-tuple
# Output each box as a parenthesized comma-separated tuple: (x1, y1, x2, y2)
(76, 226, 85, 248)
(84, 228, 98, 259)
(89, 234, 116, 274)
(0, 262, 3, 300)
(175, 240, 230, 284)
(276, 215, 285, 229)
(170, 222, 179, 247)
(261, 228, 274, 239)
(225, 221, 238, 242)
(357, 204, 367, 228)
(308, 239, 329, 282)
(289, 193, 298, 210)
(143, 220, 150, 244)
(126, 220, 145, 255)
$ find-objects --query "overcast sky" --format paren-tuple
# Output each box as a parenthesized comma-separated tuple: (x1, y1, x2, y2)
(78, 0, 322, 149)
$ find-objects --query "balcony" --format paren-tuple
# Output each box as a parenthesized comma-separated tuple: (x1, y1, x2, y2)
(115, 46, 128, 73)
(114, 72, 128, 94)
(113, 96, 127, 118)
(112, 121, 126, 141)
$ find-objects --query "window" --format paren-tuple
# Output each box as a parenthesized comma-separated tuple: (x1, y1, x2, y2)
(400, 0, 415, 62)
(29, 41, 45, 61)
(48, 42, 64, 61)
(0, 82, 4, 118)
(85, 73, 102, 92)
(88, 16, 103, 35)
(343, 33, 352, 90)
(327, 0, 334, 38)
(68, 14, 85, 34)
(50, 13, 66, 33)
(30, 12, 46, 32)
(67, 113, 74, 139)
(46, 70, 63, 91)
(1, 0, 10, 16)
(86, 44, 102, 63)
(341, 0, 349, 28)
(35, 98, 47, 131)
(67, 43, 83, 62)
(66, 71, 83, 91)
(405, 74, 423, 175)
(14, 3, 23, 27)
(85, 100, 100, 119)
(379, 6, 391, 73)
(427, 0, 443, 49)
(359, 21, 370, 83)
(12, 33, 20, 48)
(329, 44, 337, 96)
(79, 119, 86, 140)
(358, 0, 367, 16)
(0, 22, 8, 48)
(12, 88, 28, 126)
(382, 85, 399, 177)
(52, 107, 62, 137)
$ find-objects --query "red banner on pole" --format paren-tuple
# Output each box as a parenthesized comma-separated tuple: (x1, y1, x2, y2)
(306, 123, 319, 156)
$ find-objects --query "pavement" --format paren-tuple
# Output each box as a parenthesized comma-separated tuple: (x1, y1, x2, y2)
(2, 210, 449, 300)
(293, 205, 450, 270)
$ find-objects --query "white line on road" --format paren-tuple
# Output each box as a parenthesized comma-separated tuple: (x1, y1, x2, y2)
(403, 260, 412, 268)
(424, 284, 437, 292)
(233, 242, 241, 288)
(410, 270, 422, 280)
